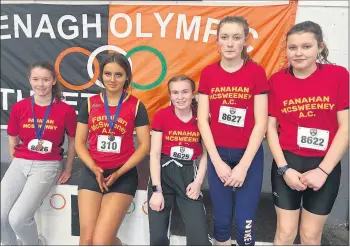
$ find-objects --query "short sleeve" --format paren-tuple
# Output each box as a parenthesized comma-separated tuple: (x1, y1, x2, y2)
(135, 101, 150, 127)
(65, 105, 77, 137)
(254, 65, 269, 95)
(152, 110, 164, 132)
(7, 103, 19, 136)
(268, 76, 277, 117)
(77, 99, 89, 124)
(337, 67, 349, 111)
(198, 68, 210, 95)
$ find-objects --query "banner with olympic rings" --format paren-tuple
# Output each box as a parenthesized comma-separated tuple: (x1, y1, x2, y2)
(0, 2, 297, 127)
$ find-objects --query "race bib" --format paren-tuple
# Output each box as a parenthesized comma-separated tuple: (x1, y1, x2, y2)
(97, 135, 122, 153)
(28, 139, 53, 154)
(170, 146, 194, 160)
(218, 106, 246, 127)
(297, 127, 329, 151)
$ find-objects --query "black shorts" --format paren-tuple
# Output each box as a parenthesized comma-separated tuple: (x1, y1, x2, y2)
(78, 166, 138, 197)
(271, 150, 341, 215)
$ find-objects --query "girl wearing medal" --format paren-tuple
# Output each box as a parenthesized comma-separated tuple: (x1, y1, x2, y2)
(267, 21, 349, 245)
(75, 53, 150, 245)
(197, 16, 268, 245)
(1, 61, 77, 245)
(148, 75, 210, 245)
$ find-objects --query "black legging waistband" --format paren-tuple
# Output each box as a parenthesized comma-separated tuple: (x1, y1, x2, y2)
(160, 153, 194, 166)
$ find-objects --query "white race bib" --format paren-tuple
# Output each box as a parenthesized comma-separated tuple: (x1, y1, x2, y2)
(297, 127, 329, 151)
(218, 106, 246, 127)
(170, 146, 194, 160)
(97, 135, 122, 153)
(28, 139, 53, 154)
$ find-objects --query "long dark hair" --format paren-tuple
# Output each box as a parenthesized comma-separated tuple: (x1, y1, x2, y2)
(99, 53, 132, 91)
(167, 75, 197, 114)
(28, 61, 63, 100)
(286, 21, 332, 65)
(217, 16, 253, 63)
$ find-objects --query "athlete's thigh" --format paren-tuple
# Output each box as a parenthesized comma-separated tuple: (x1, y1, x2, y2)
(176, 196, 210, 245)
(93, 192, 133, 244)
(303, 162, 341, 215)
(78, 189, 103, 239)
(300, 208, 328, 243)
(235, 146, 264, 217)
(275, 206, 300, 232)
(271, 152, 304, 210)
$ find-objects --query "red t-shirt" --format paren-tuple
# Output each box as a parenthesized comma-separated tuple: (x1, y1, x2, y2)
(198, 60, 269, 148)
(152, 106, 202, 160)
(86, 93, 141, 169)
(7, 97, 77, 161)
(268, 64, 349, 157)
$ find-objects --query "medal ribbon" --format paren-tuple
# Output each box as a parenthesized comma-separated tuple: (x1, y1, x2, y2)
(31, 96, 54, 140)
(103, 91, 126, 131)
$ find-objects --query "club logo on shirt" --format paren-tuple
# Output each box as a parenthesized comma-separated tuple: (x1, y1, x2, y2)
(310, 129, 317, 136)
(180, 146, 185, 153)
(91, 103, 102, 108)
(230, 108, 236, 114)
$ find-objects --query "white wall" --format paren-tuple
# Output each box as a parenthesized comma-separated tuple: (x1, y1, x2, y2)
(295, 2, 348, 69)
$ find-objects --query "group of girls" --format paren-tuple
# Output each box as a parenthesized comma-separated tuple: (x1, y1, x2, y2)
(1, 16, 348, 246)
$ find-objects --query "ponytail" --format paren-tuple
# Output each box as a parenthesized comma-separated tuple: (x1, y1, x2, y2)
(191, 97, 198, 115)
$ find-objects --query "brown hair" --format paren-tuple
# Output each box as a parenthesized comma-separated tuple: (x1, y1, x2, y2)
(286, 21, 332, 65)
(167, 75, 197, 113)
(28, 61, 63, 100)
(217, 16, 252, 62)
(99, 53, 132, 90)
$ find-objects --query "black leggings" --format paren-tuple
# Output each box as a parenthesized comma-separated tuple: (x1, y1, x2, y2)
(271, 150, 341, 215)
(148, 155, 210, 246)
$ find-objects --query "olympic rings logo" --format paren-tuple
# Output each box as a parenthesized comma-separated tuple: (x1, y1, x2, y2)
(127, 201, 136, 214)
(41, 193, 67, 211)
(142, 200, 148, 215)
(55, 45, 167, 91)
(49, 193, 66, 210)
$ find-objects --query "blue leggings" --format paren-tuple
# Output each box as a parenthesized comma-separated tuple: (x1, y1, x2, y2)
(208, 146, 264, 245)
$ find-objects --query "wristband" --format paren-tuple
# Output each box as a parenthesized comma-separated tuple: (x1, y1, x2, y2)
(152, 185, 162, 193)
(318, 167, 329, 176)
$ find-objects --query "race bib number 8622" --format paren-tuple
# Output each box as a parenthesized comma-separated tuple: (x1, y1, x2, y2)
(297, 127, 329, 151)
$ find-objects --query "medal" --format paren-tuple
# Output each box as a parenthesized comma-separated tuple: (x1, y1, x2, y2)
(36, 139, 44, 151)
(103, 90, 125, 133)
(32, 96, 54, 145)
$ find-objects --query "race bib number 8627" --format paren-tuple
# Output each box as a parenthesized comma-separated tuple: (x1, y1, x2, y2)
(218, 106, 246, 127)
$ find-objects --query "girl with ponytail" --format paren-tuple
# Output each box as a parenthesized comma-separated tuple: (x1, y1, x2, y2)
(197, 16, 268, 246)
(267, 21, 349, 245)
(148, 75, 210, 245)
(1, 61, 77, 245)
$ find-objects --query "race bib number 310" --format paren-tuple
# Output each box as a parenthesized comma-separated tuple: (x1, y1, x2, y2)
(297, 127, 329, 151)
(97, 135, 121, 153)
(170, 146, 194, 160)
(218, 106, 246, 127)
